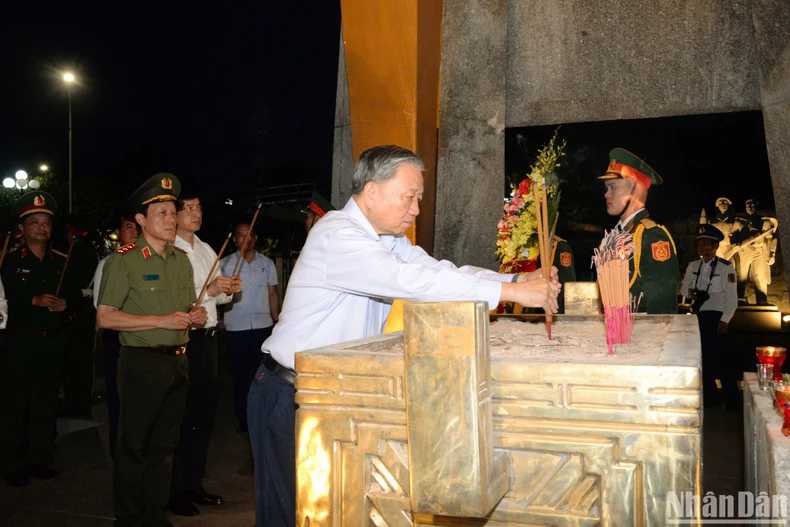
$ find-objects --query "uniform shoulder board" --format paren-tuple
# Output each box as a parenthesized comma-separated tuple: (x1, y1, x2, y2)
(719, 257, 732, 266)
(115, 243, 138, 255)
(171, 244, 187, 254)
(641, 218, 658, 229)
(6, 246, 17, 254)
(51, 248, 68, 258)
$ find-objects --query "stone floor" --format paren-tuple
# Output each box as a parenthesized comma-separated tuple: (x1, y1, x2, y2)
(0, 375, 256, 527)
(0, 376, 744, 526)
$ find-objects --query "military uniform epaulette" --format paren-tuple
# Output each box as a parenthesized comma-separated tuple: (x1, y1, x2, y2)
(641, 218, 658, 229)
(171, 244, 187, 254)
(719, 257, 732, 266)
(51, 248, 67, 258)
(115, 243, 138, 255)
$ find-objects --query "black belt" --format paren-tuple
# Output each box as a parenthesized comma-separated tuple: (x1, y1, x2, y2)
(273, 363, 296, 385)
(130, 345, 187, 357)
(8, 323, 65, 339)
(190, 327, 217, 338)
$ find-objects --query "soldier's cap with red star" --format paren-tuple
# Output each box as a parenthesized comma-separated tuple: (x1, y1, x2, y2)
(14, 191, 57, 220)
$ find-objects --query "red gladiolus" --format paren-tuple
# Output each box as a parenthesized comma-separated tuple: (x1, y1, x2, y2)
(518, 178, 532, 196)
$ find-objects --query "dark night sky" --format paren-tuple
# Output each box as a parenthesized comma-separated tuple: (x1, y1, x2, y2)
(0, 2, 778, 238)
(0, 1, 342, 204)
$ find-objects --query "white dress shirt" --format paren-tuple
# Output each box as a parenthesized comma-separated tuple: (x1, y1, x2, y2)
(263, 198, 513, 369)
(175, 234, 231, 329)
(680, 256, 738, 323)
(219, 251, 278, 331)
(0, 278, 8, 329)
(93, 256, 109, 309)
(617, 208, 645, 230)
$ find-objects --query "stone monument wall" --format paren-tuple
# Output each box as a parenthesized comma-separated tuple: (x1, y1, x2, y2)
(332, 0, 790, 282)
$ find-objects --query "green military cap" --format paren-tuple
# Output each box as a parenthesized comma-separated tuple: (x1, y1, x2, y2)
(126, 173, 181, 213)
(301, 191, 335, 217)
(13, 191, 57, 220)
(598, 148, 662, 188)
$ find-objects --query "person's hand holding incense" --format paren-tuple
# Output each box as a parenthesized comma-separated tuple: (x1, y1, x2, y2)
(501, 278, 561, 314)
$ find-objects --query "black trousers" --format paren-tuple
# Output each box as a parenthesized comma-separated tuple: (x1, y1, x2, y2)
(102, 329, 121, 459)
(170, 329, 218, 496)
(226, 327, 274, 426)
(114, 347, 188, 527)
(698, 311, 738, 406)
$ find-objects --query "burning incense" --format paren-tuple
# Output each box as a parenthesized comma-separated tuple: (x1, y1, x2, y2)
(534, 178, 553, 339)
(592, 228, 636, 354)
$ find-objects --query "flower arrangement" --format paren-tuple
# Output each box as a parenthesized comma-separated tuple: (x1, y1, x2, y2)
(496, 130, 566, 267)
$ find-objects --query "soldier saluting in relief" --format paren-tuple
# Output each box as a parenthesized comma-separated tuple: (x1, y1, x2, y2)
(1, 191, 80, 487)
(96, 173, 207, 527)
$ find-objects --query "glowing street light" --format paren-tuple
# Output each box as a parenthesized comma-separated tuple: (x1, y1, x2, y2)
(63, 71, 76, 212)
(39, 164, 48, 172)
(3, 178, 15, 189)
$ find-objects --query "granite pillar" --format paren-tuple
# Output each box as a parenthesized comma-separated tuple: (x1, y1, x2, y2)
(330, 27, 354, 210)
(752, 0, 790, 283)
(434, 0, 508, 269)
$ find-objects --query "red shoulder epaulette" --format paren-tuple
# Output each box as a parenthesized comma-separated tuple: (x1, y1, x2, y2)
(115, 243, 138, 255)
(51, 248, 67, 258)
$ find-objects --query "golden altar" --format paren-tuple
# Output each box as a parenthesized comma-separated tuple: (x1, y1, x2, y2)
(294, 302, 702, 526)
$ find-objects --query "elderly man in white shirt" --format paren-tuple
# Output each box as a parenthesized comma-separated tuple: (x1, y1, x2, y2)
(248, 144, 561, 527)
(169, 190, 241, 517)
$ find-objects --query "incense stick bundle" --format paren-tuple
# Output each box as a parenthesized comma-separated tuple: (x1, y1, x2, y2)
(592, 228, 636, 354)
(534, 179, 553, 339)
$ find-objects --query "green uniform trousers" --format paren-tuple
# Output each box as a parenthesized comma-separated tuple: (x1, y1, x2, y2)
(114, 346, 188, 527)
(0, 331, 67, 474)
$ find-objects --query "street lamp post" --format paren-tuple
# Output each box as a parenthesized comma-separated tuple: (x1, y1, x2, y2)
(63, 72, 75, 213)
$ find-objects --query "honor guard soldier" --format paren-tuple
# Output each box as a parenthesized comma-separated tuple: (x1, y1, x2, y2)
(599, 148, 679, 313)
(97, 173, 207, 527)
(1, 191, 80, 487)
(680, 224, 738, 407)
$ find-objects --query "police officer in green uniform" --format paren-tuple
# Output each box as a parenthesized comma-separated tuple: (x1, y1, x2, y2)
(1, 191, 80, 487)
(599, 148, 679, 314)
(97, 173, 207, 527)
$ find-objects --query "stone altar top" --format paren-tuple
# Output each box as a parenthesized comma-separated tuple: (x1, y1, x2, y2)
(338, 314, 700, 369)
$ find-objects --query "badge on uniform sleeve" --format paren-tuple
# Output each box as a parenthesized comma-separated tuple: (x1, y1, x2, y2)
(560, 252, 572, 267)
(142, 246, 151, 259)
(651, 240, 671, 262)
(728, 273, 736, 283)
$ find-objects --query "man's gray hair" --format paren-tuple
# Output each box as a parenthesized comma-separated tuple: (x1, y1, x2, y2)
(351, 145, 424, 195)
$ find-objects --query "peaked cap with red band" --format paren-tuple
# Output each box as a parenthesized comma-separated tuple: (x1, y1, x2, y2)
(14, 191, 57, 220)
(302, 191, 335, 218)
(598, 148, 662, 189)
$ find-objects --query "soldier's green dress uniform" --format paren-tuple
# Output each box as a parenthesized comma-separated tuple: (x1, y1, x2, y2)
(0, 192, 80, 483)
(599, 149, 679, 314)
(98, 173, 196, 527)
(551, 236, 576, 314)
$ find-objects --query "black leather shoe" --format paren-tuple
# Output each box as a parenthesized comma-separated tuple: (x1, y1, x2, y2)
(25, 465, 61, 479)
(186, 487, 223, 506)
(6, 470, 30, 487)
(169, 495, 200, 516)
